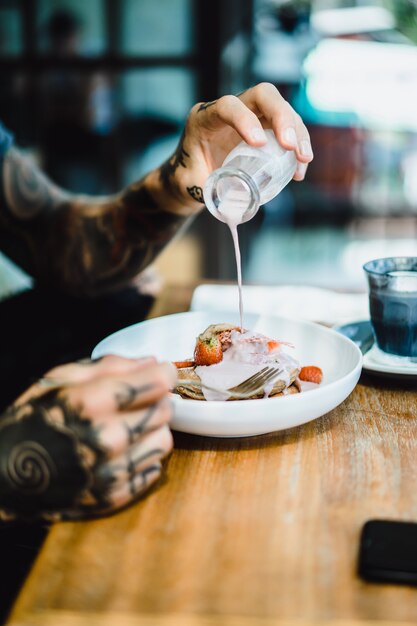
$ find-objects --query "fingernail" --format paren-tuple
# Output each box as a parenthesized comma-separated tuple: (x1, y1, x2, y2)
(300, 140, 313, 158)
(283, 127, 298, 148)
(251, 127, 267, 143)
(296, 162, 307, 178)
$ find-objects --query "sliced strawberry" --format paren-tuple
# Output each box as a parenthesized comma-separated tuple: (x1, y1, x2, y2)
(173, 360, 195, 369)
(267, 340, 280, 352)
(299, 366, 323, 384)
(194, 336, 223, 366)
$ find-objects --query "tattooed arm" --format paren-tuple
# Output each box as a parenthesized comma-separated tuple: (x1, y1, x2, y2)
(0, 149, 195, 296)
(0, 356, 175, 521)
(0, 83, 313, 296)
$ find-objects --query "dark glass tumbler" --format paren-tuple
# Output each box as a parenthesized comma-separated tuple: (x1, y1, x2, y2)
(363, 257, 417, 358)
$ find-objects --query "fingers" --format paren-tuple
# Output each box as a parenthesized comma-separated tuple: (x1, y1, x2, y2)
(109, 462, 163, 512)
(196, 83, 313, 179)
(61, 462, 163, 521)
(198, 94, 268, 147)
(98, 397, 173, 458)
(239, 84, 313, 164)
(64, 361, 177, 415)
(63, 424, 173, 520)
(45, 355, 158, 386)
(15, 355, 160, 407)
(95, 424, 173, 495)
(292, 114, 313, 180)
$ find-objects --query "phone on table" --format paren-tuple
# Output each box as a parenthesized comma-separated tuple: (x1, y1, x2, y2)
(358, 519, 417, 585)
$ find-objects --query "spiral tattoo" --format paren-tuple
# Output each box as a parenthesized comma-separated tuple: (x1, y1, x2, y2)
(7, 441, 56, 494)
(0, 390, 106, 518)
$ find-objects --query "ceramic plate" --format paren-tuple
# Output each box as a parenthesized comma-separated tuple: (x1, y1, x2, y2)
(335, 320, 417, 379)
(92, 311, 363, 438)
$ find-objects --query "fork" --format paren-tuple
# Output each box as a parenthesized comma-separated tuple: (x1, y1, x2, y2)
(176, 366, 283, 400)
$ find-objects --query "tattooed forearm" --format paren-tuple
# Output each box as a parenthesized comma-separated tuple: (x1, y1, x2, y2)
(0, 147, 191, 296)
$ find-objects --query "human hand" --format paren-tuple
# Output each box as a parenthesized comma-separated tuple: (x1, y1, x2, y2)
(0, 356, 176, 521)
(159, 82, 313, 214)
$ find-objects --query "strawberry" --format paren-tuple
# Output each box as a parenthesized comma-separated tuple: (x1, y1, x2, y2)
(267, 340, 281, 352)
(194, 335, 223, 366)
(299, 366, 323, 384)
(173, 360, 195, 369)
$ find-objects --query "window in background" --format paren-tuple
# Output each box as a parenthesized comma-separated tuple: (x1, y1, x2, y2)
(120, 68, 196, 184)
(0, 4, 22, 56)
(0, 0, 200, 194)
(36, 0, 106, 55)
(243, 0, 417, 292)
(121, 67, 195, 121)
(0, 0, 216, 292)
(121, 0, 194, 57)
(0, 4, 23, 141)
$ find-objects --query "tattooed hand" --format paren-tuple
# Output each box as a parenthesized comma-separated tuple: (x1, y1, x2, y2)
(158, 82, 314, 215)
(0, 356, 176, 521)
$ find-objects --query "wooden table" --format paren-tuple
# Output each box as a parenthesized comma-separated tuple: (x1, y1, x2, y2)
(7, 285, 417, 626)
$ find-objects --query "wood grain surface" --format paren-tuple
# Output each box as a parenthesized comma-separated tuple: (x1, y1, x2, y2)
(7, 287, 417, 626)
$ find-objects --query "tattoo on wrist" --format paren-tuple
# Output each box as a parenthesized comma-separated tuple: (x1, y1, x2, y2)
(159, 131, 189, 190)
(197, 100, 217, 112)
(186, 186, 204, 204)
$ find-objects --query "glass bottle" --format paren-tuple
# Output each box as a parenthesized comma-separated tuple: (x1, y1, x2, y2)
(203, 129, 297, 224)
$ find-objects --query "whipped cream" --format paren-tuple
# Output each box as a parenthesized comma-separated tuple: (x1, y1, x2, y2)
(195, 329, 300, 401)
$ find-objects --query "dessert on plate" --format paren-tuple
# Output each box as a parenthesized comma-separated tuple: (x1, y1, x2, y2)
(174, 323, 322, 401)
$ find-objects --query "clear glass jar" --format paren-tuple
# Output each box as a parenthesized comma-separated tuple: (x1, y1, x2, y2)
(203, 129, 297, 224)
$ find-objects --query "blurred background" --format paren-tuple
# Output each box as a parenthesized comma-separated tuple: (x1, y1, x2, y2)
(0, 0, 417, 296)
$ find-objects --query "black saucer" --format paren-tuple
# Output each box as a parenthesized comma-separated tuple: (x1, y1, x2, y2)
(334, 320, 417, 380)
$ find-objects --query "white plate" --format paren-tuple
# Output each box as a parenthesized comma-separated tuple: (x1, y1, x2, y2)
(92, 311, 363, 438)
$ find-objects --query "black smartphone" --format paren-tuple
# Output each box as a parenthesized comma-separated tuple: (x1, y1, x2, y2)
(358, 519, 417, 585)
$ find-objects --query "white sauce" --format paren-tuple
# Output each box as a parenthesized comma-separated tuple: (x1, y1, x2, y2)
(195, 329, 300, 401)
(205, 196, 320, 402)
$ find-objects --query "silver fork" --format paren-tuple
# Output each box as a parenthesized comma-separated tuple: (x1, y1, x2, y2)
(176, 366, 283, 400)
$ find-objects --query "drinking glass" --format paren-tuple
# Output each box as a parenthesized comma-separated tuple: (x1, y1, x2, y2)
(363, 257, 417, 358)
